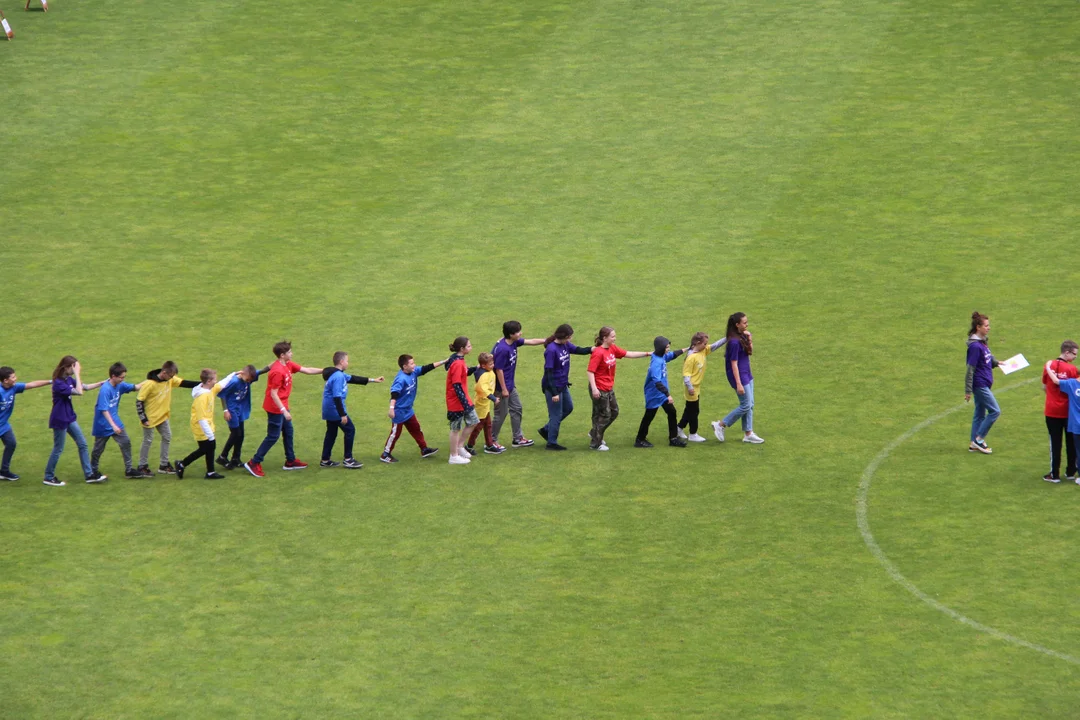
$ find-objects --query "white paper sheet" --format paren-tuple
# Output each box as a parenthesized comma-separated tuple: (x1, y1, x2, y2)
(999, 354, 1029, 375)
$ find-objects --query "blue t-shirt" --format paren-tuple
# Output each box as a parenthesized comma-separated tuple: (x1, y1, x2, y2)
(93, 381, 136, 437)
(1058, 379, 1080, 434)
(644, 352, 677, 409)
(492, 338, 525, 393)
(322, 370, 350, 421)
(0, 383, 27, 436)
(220, 373, 259, 428)
(390, 364, 436, 424)
(725, 339, 753, 389)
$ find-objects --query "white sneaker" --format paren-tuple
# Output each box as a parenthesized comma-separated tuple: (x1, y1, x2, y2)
(677, 427, 688, 440)
(448, 454, 470, 465)
(457, 448, 471, 460)
(743, 432, 765, 444)
(687, 433, 707, 443)
(599, 441, 609, 451)
(593, 444, 609, 451)
(712, 421, 725, 442)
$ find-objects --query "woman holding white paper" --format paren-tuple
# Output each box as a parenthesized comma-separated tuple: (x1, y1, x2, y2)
(965, 311, 1000, 454)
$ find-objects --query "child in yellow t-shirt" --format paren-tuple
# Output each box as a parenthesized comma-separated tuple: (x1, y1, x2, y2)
(466, 353, 504, 455)
(677, 332, 728, 442)
(175, 368, 235, 479)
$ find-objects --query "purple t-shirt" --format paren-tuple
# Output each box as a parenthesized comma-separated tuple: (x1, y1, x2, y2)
(543, 341, 579, 392)
(725, 339, 753, 388)
(967, 340, 994, 389)
(492, 337, 525, 393)
(50, 377, 78, 430)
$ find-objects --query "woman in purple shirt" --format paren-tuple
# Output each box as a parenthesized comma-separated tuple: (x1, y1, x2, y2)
(539, 324, 591, 450)
(965, 311, 1000, 454)
(712, 312, 764, 444)
(44, 356, 106, 486)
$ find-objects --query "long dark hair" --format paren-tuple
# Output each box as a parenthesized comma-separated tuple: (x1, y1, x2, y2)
(52, 355, 78, 380)
(968, 311, 989, 341)
(544, 324, 574, 347)
(595, 326, 614, 347)
(726, 313, 752, 356)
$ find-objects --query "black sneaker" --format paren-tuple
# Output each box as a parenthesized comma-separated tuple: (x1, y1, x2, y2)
(343, 458, 363, 469)
(125, 468, 146, 479)
(0, 470, 19, 481)
(546, 443, 567, 451)
(463, 445, 477, 456)
(205, 472, 225, 480)
(1044, 473, 1062, 484)
(634, 439, 653, 448)
(538, 427, 549, 442)
(420, 447, 439, 458)
(175, 461, 185, 480)
(320, 460, 341, 468)
(85, 472, 107, 484)
(228, 459, 243, 470)
(136, 464, 153, 477)
(484, 444, 506, 455)
(43, 478, 66, 487)
(379, 453, 398, 464)
(216, 456, 230, 469)
(511, 437, 534, 448)
(159, 463, 177, 475)
(669, 437, 688, 448)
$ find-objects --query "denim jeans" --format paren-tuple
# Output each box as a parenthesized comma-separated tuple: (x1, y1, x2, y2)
(252, 412, 294, 464)
(0, 429, 15, 472)
(970, 386, 1000, 442)
(322, 418, 355, 460)
(541, 388, 574, 445)
(45, 421, 93, 480)
(722, 380, 754, 433)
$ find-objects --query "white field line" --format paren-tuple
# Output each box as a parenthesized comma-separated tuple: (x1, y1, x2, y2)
(856, 377, 1080, 665)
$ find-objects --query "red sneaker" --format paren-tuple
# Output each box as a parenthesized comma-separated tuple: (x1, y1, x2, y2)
(243, 461, 265, 478)
(283, 459, 309, 471)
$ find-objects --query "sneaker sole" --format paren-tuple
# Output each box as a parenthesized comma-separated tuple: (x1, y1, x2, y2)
(243, 464, 263, 478)
(282, 465, 308, 471)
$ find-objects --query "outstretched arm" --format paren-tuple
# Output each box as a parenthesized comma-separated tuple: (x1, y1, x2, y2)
(625, 351, 650, 359)
(522, 338, 546, 346)
(83, 380, 107, 391)
(298, 366, 324, 375)
(24, 380, 50, 390)
(709, 338, 728, 352)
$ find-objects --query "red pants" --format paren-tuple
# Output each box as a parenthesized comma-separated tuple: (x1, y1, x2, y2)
(384, 415, 428, 454)
(468, 415, 493, 448)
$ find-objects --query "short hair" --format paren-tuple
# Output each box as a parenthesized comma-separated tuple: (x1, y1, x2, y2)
(478, 352, 494, 366)
(272, 340, 292, 358)
(200, 368, 216, 383)
(0, 367, 13, 382)
(242, 364, 259, 381)
(109, 362, 127, 378)
(1063, 340, 1079, 355)
(161, 360, 178, 373)
(690, 332, 708, 347)
(502, 321, 522, 339)
(398, 354, 414, 369)
(332, 351, 348, 366)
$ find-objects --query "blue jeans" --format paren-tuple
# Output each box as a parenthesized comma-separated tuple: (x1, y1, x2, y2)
(0, 429, 15, 472)
(252, 413, 295, 464)
(541, 388, 574, 445)
(970, 386, 1000, 442)
(722, 380, 754, 433)
(45, 422, 93, 480)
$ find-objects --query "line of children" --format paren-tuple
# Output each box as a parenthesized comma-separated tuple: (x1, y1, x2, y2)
(175, 368, 237, 480)
(677, 332, 728, 443)
(586, 327, 651, 451)
(320, 351, 383, 469)
(135, 361, 200, 476)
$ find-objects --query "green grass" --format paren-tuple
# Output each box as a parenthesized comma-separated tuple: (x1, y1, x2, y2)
(2, 0, 1080, 716)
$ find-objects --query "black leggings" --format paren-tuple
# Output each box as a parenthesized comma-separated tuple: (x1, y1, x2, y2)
(638, 403, 677, 442)
(678, 400, 700, 434)
(181, 439, 217, 475)
(221, 423, 245, 462)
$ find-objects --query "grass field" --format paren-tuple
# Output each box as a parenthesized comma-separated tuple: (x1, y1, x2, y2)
(2, 0, 1080, 717)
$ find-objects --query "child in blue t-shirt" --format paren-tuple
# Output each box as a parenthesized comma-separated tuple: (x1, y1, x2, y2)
(0, 366, 51, 481)
(320, 351, 383, 469)
(215, 364, 268, 470)
(90, 362, 146, 479)
(381, 354, 447, 463)
(635, 337, 687, 448)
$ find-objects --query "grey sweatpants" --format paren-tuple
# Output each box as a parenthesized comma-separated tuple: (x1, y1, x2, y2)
(139, 420, 172, 467)
(92, 433, 133, 473)
(491, 388, 524, 444)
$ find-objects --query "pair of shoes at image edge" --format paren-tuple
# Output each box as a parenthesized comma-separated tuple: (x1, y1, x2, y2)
(710, 421, 765, 445)
(968, 439, 993, 455)
(1043, 473, 1080, 485)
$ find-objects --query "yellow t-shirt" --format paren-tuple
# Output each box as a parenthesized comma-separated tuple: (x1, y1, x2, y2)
(189, 375, 232, 441)
(137, 375, 184, 428)
(682, 346, 713, 401)
(473, 370, 497, 419)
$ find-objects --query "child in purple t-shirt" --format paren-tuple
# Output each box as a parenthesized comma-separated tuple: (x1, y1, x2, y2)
(964, 311, 1000, 454)
(44, 356, 107, 486)
(491, 321, 546, 448)
(538, 323, 591, 450)
(712, 312, 764, 444)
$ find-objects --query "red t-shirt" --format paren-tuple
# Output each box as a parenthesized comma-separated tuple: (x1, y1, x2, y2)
(1043, 359, 1079, 418)
(587, 344, 627, 392)
(263, 360, 302, 414)
(445, 357, 472, 411)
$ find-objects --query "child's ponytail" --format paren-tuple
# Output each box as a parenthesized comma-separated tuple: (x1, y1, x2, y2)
(449, 336, 470, 353)
(595, 326, 614, 347)
(544, 324, 574, 347)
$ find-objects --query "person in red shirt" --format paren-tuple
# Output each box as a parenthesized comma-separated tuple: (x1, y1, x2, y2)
(1043, 339, 1079, 483)
(244, 340, 323, 478)
(445, 336, 478, 465)
(586, 326, 650, 451)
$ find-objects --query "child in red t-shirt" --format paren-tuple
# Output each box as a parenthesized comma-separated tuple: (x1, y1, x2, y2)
(1042, 339, 1079, 483)
(243, 340, 323, 478)
(586, 326, 650, 451)
(445, 336, 478, 465)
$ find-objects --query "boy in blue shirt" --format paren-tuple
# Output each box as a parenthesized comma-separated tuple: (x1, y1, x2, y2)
(0, 366, 51, 481)
(215, 364, 268, 470)
(382, 354, 446, 463)
(91, 362, 148, 479)
(635, 337, 688, 448)
(320, 351, 383, 469)
(1043, 361, 1080, 483)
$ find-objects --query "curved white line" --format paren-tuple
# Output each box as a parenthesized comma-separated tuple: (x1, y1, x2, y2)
(856, 376, 1080, 664)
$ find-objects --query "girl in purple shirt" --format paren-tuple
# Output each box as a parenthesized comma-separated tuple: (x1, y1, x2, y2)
(964, 311, 1000, 454)
(538, 324, 591, 450)
(712, 312, 764, 444)
(44, 356, 106, 486)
